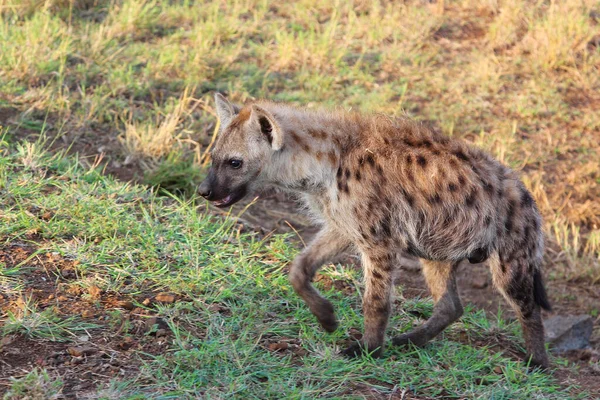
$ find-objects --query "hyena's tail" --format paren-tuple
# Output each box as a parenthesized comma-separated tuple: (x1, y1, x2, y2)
(533, 268, 552, 311)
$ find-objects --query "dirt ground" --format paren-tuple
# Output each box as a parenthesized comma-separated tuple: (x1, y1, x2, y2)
(1, 111, 600, 398)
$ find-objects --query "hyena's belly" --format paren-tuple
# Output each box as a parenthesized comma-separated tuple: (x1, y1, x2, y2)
(402, 212, 495, 262)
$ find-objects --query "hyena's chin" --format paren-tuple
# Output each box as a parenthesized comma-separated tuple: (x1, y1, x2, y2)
(212, 185, 248, 208)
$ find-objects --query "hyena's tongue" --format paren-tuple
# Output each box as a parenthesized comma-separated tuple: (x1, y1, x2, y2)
(214, 194, 233, 207)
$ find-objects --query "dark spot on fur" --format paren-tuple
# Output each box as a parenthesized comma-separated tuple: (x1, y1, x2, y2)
(420, 139, 432, 148)
(449, 158, 459, 168)
(416, 155, 427, 167)
(484, 215, 492, 226)
(520, 188, 534, 208)
(316, 151, 324, 161)
(448, 183, 457, 192)
(328, 151, 337, 165)
(500, 259, 507, 273)
(465, 189, 477, 207)
(380, 219, 391, 236)
(431, 149, 440, 155)
(429, 193, 442, 204)
(523, 226, 531, 246)
(366, 154, 375, 166)
(406, 154, 413, 164)
(289, 130, 301, 143)
(376, 164, 384, 175)
(532, 217, 540, 231)
(403, 138, 417, 147)
(401, 189, 414, 206)
(307, 128, 328, 140)
(370, 226, 377, 236)
(458, 175, 466, 186)
(505, 217, 513, 233)
(355, 170, 362, 181)
(345, 168, 351, 179)
(337, 167, 343, 178)
(453, 150, 469, 162)
(481, 179, 494, 195)
(372, 270, 384, 280)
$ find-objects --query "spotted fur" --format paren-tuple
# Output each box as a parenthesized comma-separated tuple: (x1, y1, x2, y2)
(199, 94, 551, 369)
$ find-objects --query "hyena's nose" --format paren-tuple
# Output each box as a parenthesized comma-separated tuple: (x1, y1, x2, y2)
(198, 181, 212, 199)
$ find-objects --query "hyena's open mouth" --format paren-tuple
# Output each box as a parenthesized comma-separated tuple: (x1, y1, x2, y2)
(212, 186, 247, 208)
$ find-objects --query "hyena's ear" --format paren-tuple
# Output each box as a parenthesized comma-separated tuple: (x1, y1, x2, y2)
(251, 105, 284, 151)
(214, 93, 241, 131)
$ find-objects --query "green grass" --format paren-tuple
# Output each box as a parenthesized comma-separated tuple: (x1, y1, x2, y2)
(0, 140, 585, 398)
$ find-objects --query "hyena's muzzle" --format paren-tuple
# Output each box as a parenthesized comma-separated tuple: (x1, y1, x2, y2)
(198, 168, 248, 208)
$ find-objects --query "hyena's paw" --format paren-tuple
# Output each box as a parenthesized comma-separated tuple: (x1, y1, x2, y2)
(313, 299, 338, 333)
(526, 354, 550, 371)
(391, 332, 428, 347)
(340, 341, 383, 359)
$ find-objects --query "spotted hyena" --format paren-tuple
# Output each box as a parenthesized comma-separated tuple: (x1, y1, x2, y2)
(198, 93, 552, 368)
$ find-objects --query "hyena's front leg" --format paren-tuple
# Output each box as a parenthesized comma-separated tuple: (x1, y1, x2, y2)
(342, 251, 394, 358)
(392, 260, 463, 347)
(289, 228, 351, 332)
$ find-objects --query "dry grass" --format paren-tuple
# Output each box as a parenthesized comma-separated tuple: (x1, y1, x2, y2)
(119, 87, 198, 166)
(0, 0, 599, 279)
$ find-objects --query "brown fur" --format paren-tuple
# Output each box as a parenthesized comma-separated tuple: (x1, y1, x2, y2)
(200, 94, 552, 369)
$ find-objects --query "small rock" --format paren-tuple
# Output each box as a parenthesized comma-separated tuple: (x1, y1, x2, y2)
(118, 300, 135, 310)
(142, 298, 152, 306)
(155, 292, 176, 304)
(77, 335, 90, 342)
(57, 295, 68, 302)
(544, 314, 593, 352)
(268, 342, 289, 351)
(81, 309, 94, 318)
(67, 346, 97, 357)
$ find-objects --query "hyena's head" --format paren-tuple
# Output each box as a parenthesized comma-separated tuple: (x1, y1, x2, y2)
(198, 93, 284, 207)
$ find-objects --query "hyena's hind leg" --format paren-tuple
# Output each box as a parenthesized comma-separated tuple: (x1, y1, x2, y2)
(488, 252, 550, 369)
(289, 228, 352, 332)
(392, 260, 464, 347)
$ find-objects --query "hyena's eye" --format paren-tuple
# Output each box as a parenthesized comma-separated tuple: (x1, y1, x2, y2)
(228, 159, 243, 169)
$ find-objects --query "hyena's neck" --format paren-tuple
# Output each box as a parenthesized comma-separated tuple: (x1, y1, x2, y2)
(263, 104, 360, 194)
